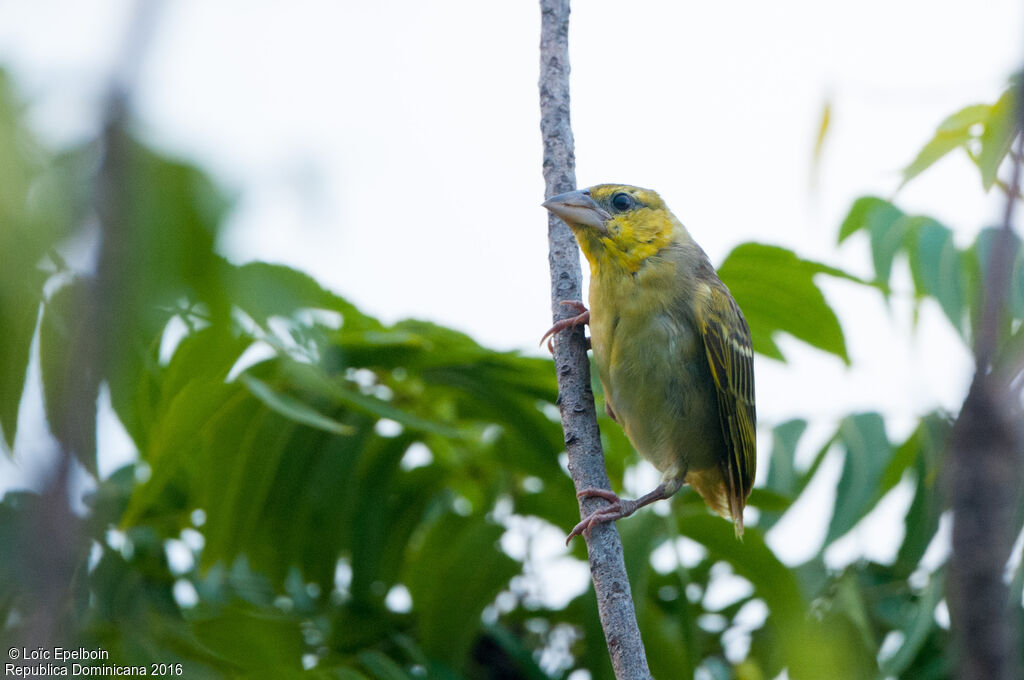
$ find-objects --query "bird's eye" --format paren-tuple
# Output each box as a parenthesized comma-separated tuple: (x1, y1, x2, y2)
(611, 192, 633, 212)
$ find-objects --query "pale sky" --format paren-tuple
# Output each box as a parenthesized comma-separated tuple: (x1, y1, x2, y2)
(1, 0, 1022, 573)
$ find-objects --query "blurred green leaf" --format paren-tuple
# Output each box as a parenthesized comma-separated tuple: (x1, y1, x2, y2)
(4, 60, 1018, 680)
(325, 666, 372, 679)
(880, 570, 946, 677)
(937, 104, 991, 133)
(283, 360, 464, 439)
(0, 74, 69, 451)
(348, 433, 419, 603)
(810, 97, 831, 192)
(760, 420, 806, 531)
(357, 651, 411, 680)
(225, 260, 374, 330)
(908, 218, 966, 333)
(973, 225, 1024, 324)
(0, 267, 43, 451)
(405, 513, 518, 667)
(746, 488, 793, 513)
(240, 373, 354, 436)
(190, 604, 304, 672)
(826, 413, 891, 545)
(894, 416, 949, 575)
(122, 376, 240, 527)
(719, 243, 857, 363)
(676, 515, 803, 631)
(210, 415, 300, 573)
(476, 625, 552, 680)
(836, 196, 908, 287)
(38, 279, 97, 471)
(978, 88, 1017, 190)
(900, 127, 971, 188)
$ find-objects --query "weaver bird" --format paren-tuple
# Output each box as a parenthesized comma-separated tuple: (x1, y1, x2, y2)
(542, 184, 755, 542)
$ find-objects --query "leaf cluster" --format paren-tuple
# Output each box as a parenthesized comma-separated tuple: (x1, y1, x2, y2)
(1, 71, 1022, 679)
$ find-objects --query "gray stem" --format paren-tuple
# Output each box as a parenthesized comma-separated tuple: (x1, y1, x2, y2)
(948, 91, 1024, 680)
(538, 1, 653, 678)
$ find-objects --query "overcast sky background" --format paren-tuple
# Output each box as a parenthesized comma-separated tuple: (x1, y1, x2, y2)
(1, 1, 1022, 588)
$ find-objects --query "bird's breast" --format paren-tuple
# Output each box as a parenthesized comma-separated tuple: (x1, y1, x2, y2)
(588, 269, 722, 478)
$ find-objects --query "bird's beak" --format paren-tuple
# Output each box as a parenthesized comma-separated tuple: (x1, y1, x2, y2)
(542, 190, 611, 231)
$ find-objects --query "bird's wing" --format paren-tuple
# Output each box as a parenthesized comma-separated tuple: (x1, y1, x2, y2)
(699, 281, 756, 535)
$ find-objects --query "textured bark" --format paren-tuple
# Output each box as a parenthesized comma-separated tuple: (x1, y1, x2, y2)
(538, 2, 652, 678)
(949, 372, 1022, 680)
(948, 119, 1024, 679)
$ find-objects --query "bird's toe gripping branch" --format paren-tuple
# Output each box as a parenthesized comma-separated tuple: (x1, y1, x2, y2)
(566, 488, 635, 545)
(541, 301, 590, 353)
(566, 484, 672, 545)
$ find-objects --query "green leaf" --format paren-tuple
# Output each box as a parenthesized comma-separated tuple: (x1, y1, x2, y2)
(718, 243, 853, 363)
(796, 431, 840, 500)
(876, 421, 922, 502)
(973, 225, 1024, 320)
(868, 215, 914, 289)
(225, 260, 375, 330)
(880, 570, 946, 677)
(900, 127, 971, 188)
(832, 572, 876, 654)
(405, 513, 519, 666)
(348, 433, 419, 602)
(479, 624, 555, 680)
(766, 419, 807, 497)
(122, 377, 241, 526)
(239, 373, 354, 436)
(836, 196, 911, 288)
(810, 98, 832, 191)
(0, 267, 44, 451)
(908, 219, 965, 334)
(894, 415, 949, 574)
(38, 279, 98, 471)
(978, 88, 1018, 190)
(190, 604, 304, 672)
(746, 488, 793, 513)
(673, 514, 872, 679)
(283, 360, 465, 439)
(202, 407, 299, 572)
(825, 413, 892, 545)
(316, 668, 370, 680)
(676, 515, 804, 626)
(761, 419, 806, 530)
(839, 196, 901, 244)
(937, 103, 992, 133)
(357, 651, 411, 680)
(0, 75, 71, 452)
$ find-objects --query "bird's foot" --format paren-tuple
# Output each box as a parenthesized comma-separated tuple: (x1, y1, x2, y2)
(565, 483, 672, 545)
(541, 301, 590, 353)
(565, 488, 640, 545)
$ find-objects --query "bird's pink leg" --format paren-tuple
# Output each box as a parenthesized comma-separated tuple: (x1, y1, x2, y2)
(541, 301, 590, 353)
(566, 483, 671, 545)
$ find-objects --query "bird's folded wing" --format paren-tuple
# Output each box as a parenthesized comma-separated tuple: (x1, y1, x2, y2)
(699, 283, 756, 532)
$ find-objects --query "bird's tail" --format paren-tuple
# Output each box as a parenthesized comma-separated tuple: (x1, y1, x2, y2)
(686, 467, 745, 538)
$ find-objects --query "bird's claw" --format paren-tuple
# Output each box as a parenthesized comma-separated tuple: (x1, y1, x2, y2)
(541, 301, 590, 353)
(565, 488, 636, 545)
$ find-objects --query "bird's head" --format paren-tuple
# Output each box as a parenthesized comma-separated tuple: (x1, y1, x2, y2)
(542, 184, 683, 273)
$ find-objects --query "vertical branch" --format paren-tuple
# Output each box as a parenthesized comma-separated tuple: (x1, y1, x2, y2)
(538, 2, 652, 678)
(948, 92, 1024, 680)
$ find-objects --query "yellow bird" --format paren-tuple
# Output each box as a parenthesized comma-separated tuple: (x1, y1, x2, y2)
(542, 184, 756, 541)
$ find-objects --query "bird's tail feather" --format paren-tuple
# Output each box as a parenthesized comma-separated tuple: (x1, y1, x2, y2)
(686, 467, 745, 538)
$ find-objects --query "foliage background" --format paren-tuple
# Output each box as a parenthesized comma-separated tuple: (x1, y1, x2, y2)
(1, 2, 1023, 679)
